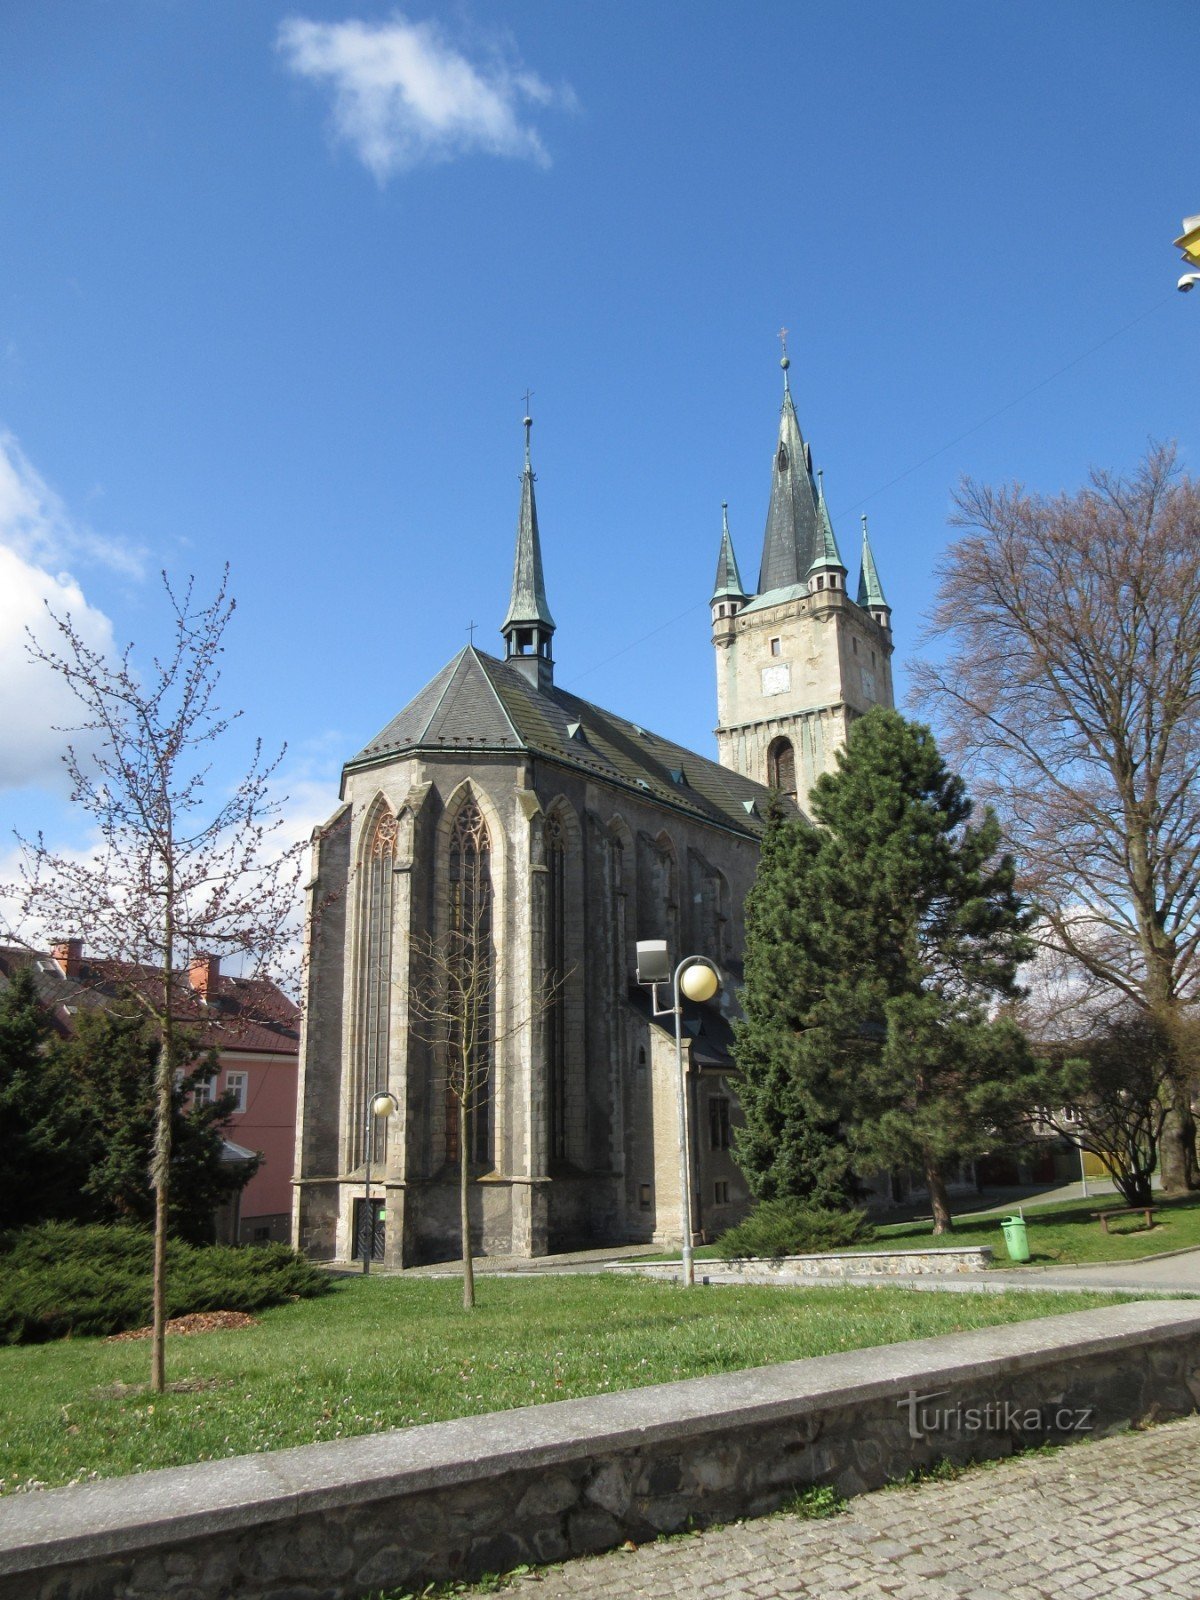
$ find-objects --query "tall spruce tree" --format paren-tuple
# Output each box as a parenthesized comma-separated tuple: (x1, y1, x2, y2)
(735, 710, 1034, 1232)
(734, 801, 859, 1207)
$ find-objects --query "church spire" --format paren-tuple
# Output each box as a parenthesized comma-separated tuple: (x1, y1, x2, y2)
(711, 502, 748, 606)
(501, 410, 556, 690)
(857, 512, 891, 629)
(757, 340, 822, 595)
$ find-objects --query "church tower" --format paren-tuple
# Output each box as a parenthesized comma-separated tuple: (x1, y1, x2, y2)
(712, 346, 895, 807)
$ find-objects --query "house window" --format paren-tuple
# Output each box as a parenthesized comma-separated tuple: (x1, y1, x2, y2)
(192, 1076, 213, 1108)
(770, 637, 781, 657)
(709, 1095, 731, 1151)
(225, 1071, 248, 1113)
(714, 1180, 730, 1205)
(639, 1183, 652, 1209)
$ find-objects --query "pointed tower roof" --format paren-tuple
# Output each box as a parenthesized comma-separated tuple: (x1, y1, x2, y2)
(711, 502, 748, 603)
(806, 469, 846, 576)
(856, 513, 890, 610)
(501, 415, 556, 636)
(757, 348, 822, 595)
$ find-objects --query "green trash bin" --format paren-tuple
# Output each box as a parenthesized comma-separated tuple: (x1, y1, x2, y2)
(1001, 1215, 1030, 1263)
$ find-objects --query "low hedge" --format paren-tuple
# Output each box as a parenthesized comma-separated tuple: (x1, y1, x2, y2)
(715, 1200, 876, 1261)
(0, 1223, 331, 1343)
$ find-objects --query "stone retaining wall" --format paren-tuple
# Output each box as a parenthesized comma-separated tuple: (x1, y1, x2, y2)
(624, 1244, 995, 1280)
(2, 1302, 1198, 1600)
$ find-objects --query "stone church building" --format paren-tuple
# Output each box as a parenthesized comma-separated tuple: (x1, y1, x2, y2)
(293, 359, 894, 1266)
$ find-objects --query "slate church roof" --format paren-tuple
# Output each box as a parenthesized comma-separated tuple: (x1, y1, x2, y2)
(347, 646, 795, 838)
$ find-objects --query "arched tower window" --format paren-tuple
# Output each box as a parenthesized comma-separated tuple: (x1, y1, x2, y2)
(768, 736, 797, 799)
(544, 812, 568, 1163)
(447, 801, 493, 1168)
(356, 809, 396, 1165)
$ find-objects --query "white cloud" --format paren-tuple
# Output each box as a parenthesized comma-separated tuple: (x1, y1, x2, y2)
(277, 13, 575, 180)
(0, 433, 131, 793)
(0, 545, 115, 791)
(0, 431, 143, 580)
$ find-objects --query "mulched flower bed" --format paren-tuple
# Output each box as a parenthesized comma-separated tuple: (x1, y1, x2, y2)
(106, 1311, 259, 1342)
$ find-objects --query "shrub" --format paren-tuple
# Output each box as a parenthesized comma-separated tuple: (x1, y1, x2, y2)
(715, 1201, 876, 1261)
(0, 1223, 331, 1343)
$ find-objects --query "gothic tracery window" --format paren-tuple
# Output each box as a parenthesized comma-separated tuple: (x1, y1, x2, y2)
(545, 812, 568, 1164)
(767, 736, 797, 798)
(447, 801, 493, 1168)
(357, 809, 396, 1164)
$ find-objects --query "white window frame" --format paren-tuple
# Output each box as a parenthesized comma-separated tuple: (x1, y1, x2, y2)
(225, 1070, 249, 1113)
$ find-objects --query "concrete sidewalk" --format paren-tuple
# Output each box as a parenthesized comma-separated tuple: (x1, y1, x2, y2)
(490, 1416, 1200, 1599)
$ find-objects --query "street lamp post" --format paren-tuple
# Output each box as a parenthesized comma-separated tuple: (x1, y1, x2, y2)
(636, 940, 722, 1287)
(361, 1090, 398, 1275)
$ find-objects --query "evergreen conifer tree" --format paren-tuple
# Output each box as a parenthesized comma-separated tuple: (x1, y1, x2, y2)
(53, 1007, 260, 1243)
(0, 966, 88, 1227)
(735, 709, 1034, 1232)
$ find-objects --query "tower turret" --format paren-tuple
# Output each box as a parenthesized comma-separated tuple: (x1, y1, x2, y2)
(805, 469, 848, 600)
(711, 501, 748, 625)
(856, 513, 891, 632)
(501, 413, 556, 690)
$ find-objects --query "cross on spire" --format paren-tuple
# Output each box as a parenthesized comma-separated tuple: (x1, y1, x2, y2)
(467, 620, 477, 644)
(777, 325, 791, 391)
(521, 390, 534, 468)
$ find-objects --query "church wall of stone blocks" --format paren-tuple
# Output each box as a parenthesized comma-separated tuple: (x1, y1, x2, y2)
(293, 364, 894, 1266)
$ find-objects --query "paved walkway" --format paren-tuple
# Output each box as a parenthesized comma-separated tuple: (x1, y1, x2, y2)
(494, 1416, 1200, 1599)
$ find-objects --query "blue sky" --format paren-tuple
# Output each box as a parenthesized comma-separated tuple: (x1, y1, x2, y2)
(1, 1, 1197, 878)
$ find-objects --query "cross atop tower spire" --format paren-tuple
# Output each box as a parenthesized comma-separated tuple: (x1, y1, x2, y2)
(777, 325, 790, 393)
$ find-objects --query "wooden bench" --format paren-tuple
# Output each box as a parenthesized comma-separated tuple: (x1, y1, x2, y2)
(1093, 1206, 1156, 1234)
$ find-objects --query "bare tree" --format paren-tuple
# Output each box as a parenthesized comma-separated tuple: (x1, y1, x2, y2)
(408, 802, 563, 1309)
(4, 568, 305, 1389)
(915, 445, 1200, 1190)
(1021, 1016, 1172, 1209)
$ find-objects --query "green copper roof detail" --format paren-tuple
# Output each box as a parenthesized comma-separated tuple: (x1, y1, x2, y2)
(757, 380, 822, 595)
(806, 469, 846, 574)
(712, 502, 748, 602)
(856, 512, 890, 610)
(501, 416, 556, 636)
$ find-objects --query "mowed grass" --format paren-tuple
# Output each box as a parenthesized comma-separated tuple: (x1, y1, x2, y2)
(0, 1272, 1126, 1495)
(872, 1191, 1200, 1265)
(667, 1192, 1200, 1266)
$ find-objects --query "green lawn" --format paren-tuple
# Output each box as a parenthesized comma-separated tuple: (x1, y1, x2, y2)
(664, 1191, 1200, 1267)
(0, 1273, 1126, 1496)
(872, 1191, 1200, 1265)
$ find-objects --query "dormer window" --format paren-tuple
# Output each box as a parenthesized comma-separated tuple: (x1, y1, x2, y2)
(816, 575, 825, 590)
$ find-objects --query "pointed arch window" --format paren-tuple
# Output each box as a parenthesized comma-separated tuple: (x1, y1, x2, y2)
(356, 809, 396, 1165)
(767, 736, 797, 799)
(447, 801, 493, 1168)
(545, 812, 568, 1163)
